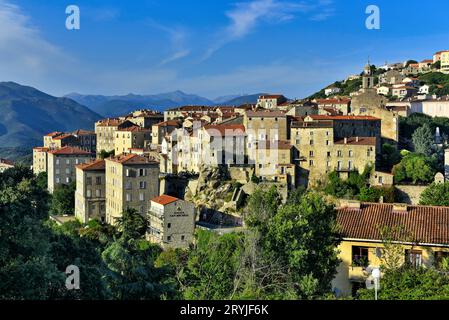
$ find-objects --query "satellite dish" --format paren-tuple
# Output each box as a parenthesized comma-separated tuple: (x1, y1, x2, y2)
(366, 276, 376, 290)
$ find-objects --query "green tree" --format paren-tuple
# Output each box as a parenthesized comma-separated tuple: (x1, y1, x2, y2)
(35, 172, 48, 190)
(101, 208, 175, 300)
(99, 150, 115, 159)
(50, 182, 76, 215)
(358, 267, 449, 300)
(244, 186, 281, 234)
(420, 182, 449, 206)
(265, 192, 341, 298)
(412, 123, 434, 156)
(393, 153, 437, 184)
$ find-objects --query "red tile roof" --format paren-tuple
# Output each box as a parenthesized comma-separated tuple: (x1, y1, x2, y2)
(334, 137, 377, 146)
(45, 131, 64, 137)
(0, 159, 14, 166)
(48, 146, 93, 156)
(151, 194, 179, 206)
(52, 133, 75, 140)
(308, 115, 380, 121)
(72, 129, 95, 136)
(246, 110, 287, 118)
(33, 147, 50, 152)
(76, 159, 105, 171)
(107, 153, 159, 165)
(154, 120, 181, 127)
(337, 203, 449, 246)
(204, 124, 246, 136)
(96, 118, 126, 127)
(117, 126, 149, 132)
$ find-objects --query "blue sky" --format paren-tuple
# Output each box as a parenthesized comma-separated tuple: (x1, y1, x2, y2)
(1, 0, 449, 99)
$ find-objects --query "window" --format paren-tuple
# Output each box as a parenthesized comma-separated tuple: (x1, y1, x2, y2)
(406, 250, 422, 268)
(167, 236, 171, 242)
(56, 177, 60, 184)
(309, 151, 314, 157)
(96, 177, 102, 185)
(126, 169, 131, 177)
(337, 150, 342, 157)
(87, 190, 92, 198)
(310, 140, 314, 145)
(168, 223, 171, 229)
(352, 246, 369, 267)
(181, 235, 185, 241)
(309, 160, 314, 166)
(66, 159, 70, 165)
(349, 150, 354, 157)
(65, 168, 71, 174)
(125, 182, 132, 190)
(56, 169, 60, 175)
(139, 193, 144, 201)
(96, 189, 101, 197)
(66, 177, 71, 183)
(126, 193, 132, 202)
(348, 161, 353, 170)
(327, 152, 331, 158)
(139, 168, 146, 177)
(140, 181, 147, 189)
(87, 177, 92, 185)
(56, 159, 60, 165)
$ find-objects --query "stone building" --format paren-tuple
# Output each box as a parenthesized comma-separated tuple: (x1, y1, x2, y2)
(151, 120, 181, 147)
(47, 146, 95, 193)
(105, 154, 160, 225)
(114, 126, 152, 155)
(244, 110, 288, 143)
(95, 118, 136, 154)
(0, 159, 14, 173)
(72, 129, 97, 154)
(290, 116, 377, 186)
(257, 95, 288, 109)
(75, 159, 106, 223)
(147, 195, 195, 249)
(125, 110, 164, 129)
(33, 147, 49, 175)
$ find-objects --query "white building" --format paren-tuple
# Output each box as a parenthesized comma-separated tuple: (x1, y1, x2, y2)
(325, 87, 341, 96)
(410, 99, 449, 117)
(377, 86, 391, 96)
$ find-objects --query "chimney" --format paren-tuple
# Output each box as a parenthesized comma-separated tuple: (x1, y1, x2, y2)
(393, 203, 408, 213)
(344, 137, 348, 144)
(356, 136, 360, 142)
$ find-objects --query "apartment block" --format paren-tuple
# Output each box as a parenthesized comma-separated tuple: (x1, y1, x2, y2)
(114, 126, 151, 155)
(147, 195, 195, 249)
(44, 132, 79, 149)
(244, 110, 288, 144)
(125, 110, 164, 129)
(33, 147, 49, 175)
(105, 154, 160, 225)
(72, 129, 97, 153)
(95, 119, 136, 154)
(151, 120, 181, 147)
(47, 146, 95, 193)
(290, 117, 377, 186)
(441, 51, 449, 74)
(75, 159, 106, 223)
(257, 95, 288, 109)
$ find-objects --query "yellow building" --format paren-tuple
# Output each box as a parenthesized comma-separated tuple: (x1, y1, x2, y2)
(441, 51, 449, 74)
(147, 195, 196, 249)
(244, 110, 288, 143)
(95, 118, 136, 154)
(151, 120, 181, 147)
(125, 110, 164, 129)
(114, 126, 151, 155)
(33, 147, 49, 175)
(47, 146, 95, 193)
(75, 159, 106, 224)
(333, 202, 449, 297)
(105, 154, 160, 225)
(43, 132, 64, 149)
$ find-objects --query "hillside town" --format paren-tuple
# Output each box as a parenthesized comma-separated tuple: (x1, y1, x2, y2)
(24, 49, 449, 298)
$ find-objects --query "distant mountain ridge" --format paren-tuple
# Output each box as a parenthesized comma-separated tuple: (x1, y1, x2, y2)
(0, 82, 101, 152)
(65, 91, 266, 117)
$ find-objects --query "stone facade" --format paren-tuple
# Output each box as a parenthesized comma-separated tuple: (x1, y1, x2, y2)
(75, 159, 106, 223)
(105, 154, 160, 225)
(147, 195, 195, 249)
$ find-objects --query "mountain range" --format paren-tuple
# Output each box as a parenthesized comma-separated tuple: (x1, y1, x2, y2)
(0, 81, 266, 161)
(0, 82, 101, 155)
(65, 91, 265, 117)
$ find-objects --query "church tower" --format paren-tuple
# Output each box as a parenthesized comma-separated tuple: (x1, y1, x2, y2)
(362, 60, 375, 90)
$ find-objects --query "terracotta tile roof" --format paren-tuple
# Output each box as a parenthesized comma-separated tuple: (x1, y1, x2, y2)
(116, 125, 149, 132)
(259, 95, 285, 99)
(52, 133, 75, 140)
(0, 159, 14, 166)
(204, 124, 246, 136)
(167, 106, 213, 112)
(420, 59, 433, 63)
(334, 137, 377, 146)
(337, 203, 449, 246)
(308, 115, 380, 121)
(72, 129, 95, 136)
(107, 153, 159, 165)
(96, 118, 125, 127)
(33, 147, 50, 152)
(48, 146, 93, 156)
(45, 131, 64, 137)
(154, 120, 181, 127)
(76, 159, 105, 171)
(246, 110, 287, 118)
(151, 194, 179, 206)
(316, 98, 351, 105)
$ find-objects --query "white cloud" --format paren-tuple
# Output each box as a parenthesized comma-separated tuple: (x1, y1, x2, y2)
(203, 0, 334, 60)
(0, 1, 68, 76)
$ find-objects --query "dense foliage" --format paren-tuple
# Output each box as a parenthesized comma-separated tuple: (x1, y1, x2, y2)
(393, 153, 438, 184)
(50, 182, 76, 215)
(420, 182, 449, 206)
